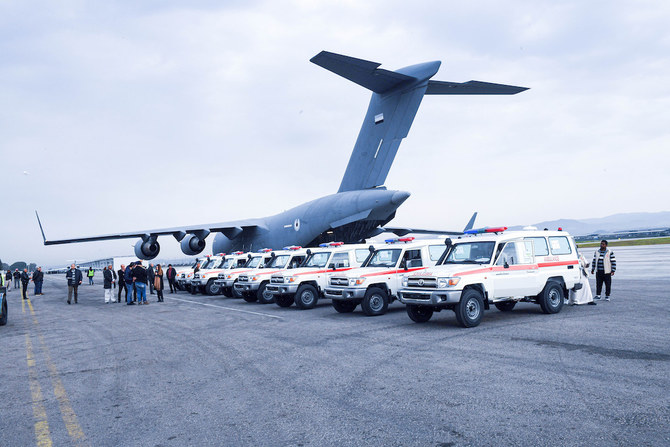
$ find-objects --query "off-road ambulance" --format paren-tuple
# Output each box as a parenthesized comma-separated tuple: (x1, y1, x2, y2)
(267, 242, 373, 309)
(176, 258, 204, 292)
(211, 252, 254, 298)
(397, 228, 581, 328)
(190, 254, 230, 295)
(234, 247, 308, 304)
(323, 238, 447, 316)
(215, 251, 276, 299)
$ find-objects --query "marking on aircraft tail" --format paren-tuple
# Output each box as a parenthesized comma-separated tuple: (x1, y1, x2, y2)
(168, 297, 283, 320)
(373, 139, 383, 159)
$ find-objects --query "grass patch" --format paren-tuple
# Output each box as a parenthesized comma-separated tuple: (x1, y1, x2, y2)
(577, 237, 670, 248)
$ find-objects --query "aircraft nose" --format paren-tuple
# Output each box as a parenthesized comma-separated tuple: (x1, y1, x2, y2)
(391, 191, 410, 205)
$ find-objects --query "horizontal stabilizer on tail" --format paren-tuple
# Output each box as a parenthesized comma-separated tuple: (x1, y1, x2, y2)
(310, 51, 414, 94)
(426, 80, 528, 95)
(381, 211, 478, 237)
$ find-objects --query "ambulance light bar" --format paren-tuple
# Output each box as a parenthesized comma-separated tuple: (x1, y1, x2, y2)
(282, 246, 302, 250)
(384, 237, 415, 244)
(232, 251, 244, 255)
(464, 226, 508, 234)
(258, 248, 273, 253)
(319, 241, 345, 247)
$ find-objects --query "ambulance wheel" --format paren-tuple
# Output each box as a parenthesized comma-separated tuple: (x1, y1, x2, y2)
(539, 281, 564, 314)
(221, 287, 232, 298)
(295, 284, 318, 309)
(242, 292, 257, 303)
(256, 283, 275, 304)
(454, 289, 484, 328)
(0, 296, 7, 326)
(406, 304, 433, 323)
(332, 300, 357, 313)
(275, 295, 294, 308)
(205, 280, 220, 296)
(495, 301, 516, 312)
(362, 287, 388, 316)
(232, 282, 243, 299)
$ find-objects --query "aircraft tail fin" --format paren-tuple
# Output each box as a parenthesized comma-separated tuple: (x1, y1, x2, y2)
(310, 51, 527, 193)
(463, 212, 478, 232)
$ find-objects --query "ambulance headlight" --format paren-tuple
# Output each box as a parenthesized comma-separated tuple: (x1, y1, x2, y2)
(286, 276, 297, 283)
(349, 277, 366, 286)
(402, 277, 409, 287)
(438, 277, 460, 288)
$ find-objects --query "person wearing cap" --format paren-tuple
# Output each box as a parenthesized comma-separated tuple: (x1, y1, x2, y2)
(591, 240, 616, 301)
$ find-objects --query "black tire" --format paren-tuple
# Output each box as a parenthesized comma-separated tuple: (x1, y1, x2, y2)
(185, 284, 192, 293)
(231, 281, 243, 299)
(275, 294, 294, 308)
(495, 301, 516, 312)
(242, 291, 257, 303)
(221, 287, 232, 298)
(175, 283, 183, 291)
(256, 283, 275, 304)
(406, 304, 433, 323)
(454, 288, 484, 328)
(0, 296, 7, 326)
(204, 280, 221, 296)
(539, 281, 564, 314)
(361, 287, 389, 316)
(332, 300, 357, 313)
(294, 284, 318, 309)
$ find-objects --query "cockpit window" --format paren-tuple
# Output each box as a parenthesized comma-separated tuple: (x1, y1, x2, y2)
(365, 249, 402, 268)
(443, 242, 495, 264)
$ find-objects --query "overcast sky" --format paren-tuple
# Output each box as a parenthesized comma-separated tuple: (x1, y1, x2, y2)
(2, 0, 669, 266)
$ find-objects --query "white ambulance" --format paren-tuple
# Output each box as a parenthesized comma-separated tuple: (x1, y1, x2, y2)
(176, 258, 204, 292)
(190, 253, 229, 295)
(323, 237, 447, 316)
(212, 252, 255, 298)
(215, 250, 276, 300)
(234, 246, 308, 304)
(398, 228, 581, 328)
(267, 242, 373, 309)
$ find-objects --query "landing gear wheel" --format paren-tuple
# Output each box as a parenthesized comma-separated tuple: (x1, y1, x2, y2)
(495, 301, 516, 312)
(361, 287, 389, 316)
(256, 283, 275, 304)
(242, 292, 257, 303)
(205, 280, 220, 296)
(275, 295, 294, 308)
(332, 300, 357, 313)
(294, 284, 318, 309)
(454, 289, 484, 328)
(539, 281, 564, 314)
(406, 304, 433, 323)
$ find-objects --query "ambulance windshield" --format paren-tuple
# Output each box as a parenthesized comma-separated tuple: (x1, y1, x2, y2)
(443, 242, 495, 264)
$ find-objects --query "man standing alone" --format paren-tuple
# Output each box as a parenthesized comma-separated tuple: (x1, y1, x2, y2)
(166, 264, 177, 293)
(20, 268, 30, 299)
(591, 240, 616, 301)
(32, 267, 44, 296)
(65, 264, 83, 304)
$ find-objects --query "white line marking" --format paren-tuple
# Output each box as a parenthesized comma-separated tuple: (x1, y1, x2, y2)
(167, 297, 283, 320)
(373, 138, 383, 159)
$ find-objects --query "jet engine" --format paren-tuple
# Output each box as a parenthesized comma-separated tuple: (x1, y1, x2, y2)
(181, 234, 206, 255)
(134, 239, 160, 260)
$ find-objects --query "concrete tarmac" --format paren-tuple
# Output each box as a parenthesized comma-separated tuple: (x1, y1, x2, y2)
(1, 275, 669, 446)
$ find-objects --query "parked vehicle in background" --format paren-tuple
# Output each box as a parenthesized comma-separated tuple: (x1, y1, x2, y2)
(176, 258, 202, 292)
(190, 254, 227, 295)
(216, 251, 275, 299)
(235, 247, 308, 304)
(398, 228, 581, 328)
(0, 286, 7, 326)
(324, 237, 448, 316)
(267, 242, 372, 309)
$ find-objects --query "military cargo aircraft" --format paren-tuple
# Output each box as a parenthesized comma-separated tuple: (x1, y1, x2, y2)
(37, 51, 527, 260)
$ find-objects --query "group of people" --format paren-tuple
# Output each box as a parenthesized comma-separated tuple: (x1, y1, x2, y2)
(3, 267, 44, 300)
(100, 262, 178, 305)
(568, 240, 617, 306)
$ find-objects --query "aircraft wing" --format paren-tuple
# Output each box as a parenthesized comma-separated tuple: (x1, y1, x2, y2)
(35, 211, 267, 245)
(380, 212, 478, 237)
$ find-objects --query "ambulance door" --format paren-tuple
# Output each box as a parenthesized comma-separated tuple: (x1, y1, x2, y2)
(492, 240, 538, 298)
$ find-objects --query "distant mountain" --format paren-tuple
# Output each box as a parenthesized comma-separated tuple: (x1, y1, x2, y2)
(509, 211, 670, 236)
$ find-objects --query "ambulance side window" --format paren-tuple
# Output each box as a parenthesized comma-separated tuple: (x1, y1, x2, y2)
(548, 236, 572, 255)
(428, 245, 446, 261)
(403, 249, 423, 268)
(496, 243, 517, 266)
(354, 249, 369, 263)
(526, 237, 549, 256)
(330, 252, 350, 268)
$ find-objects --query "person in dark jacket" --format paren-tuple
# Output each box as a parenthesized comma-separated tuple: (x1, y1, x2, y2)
(20, 268, 30, 299)
(132, 263, 148, 305)
(148, 263, 155, 295)
(124, 263, 135, 305)
(154, 264, 164, 302)
(65, 264, 83, 304)
(32, 267, 44, 296)
(4, 271, 11, 291)
(13, 269, 21, 288)
(166, 264, 177, 293)
(117, 264, 127, 303)
(103, 265, 115, 303)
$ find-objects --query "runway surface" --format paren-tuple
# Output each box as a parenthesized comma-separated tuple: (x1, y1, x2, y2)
(1, 273, 669, 446)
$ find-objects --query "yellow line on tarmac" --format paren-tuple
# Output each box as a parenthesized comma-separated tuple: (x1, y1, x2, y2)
(27, 300, 88, 446)
(25, 334, 53, 447)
